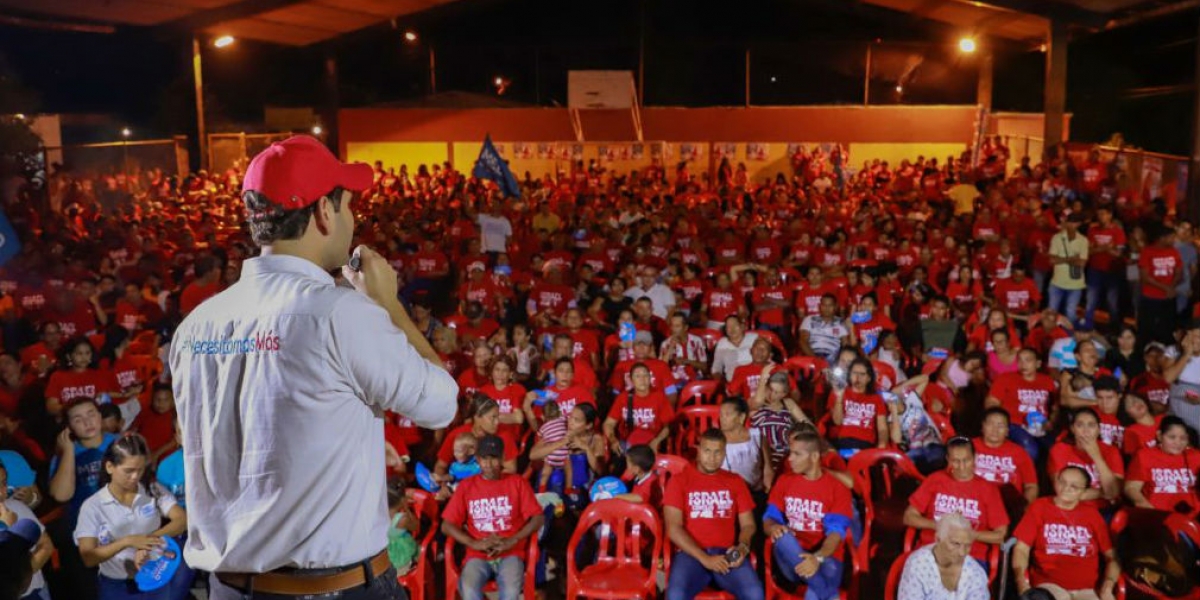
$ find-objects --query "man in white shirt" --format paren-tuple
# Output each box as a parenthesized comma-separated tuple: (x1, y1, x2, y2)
(171, 136, 457, 599)
(624, 266, 676, 319)
(476, 200, 513, 255)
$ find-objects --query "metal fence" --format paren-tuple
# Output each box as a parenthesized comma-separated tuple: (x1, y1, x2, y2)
(43, 137, 189, 180)
(208, 133, 293, 174)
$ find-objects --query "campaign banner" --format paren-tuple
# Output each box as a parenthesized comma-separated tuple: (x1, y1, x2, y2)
(747, 143, 769, 161)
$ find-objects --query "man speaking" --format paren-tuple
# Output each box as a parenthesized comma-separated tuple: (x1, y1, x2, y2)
(170, 136, 457, 600)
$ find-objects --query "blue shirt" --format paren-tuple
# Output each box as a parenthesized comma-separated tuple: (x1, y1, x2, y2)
(50, 433, 117, 524)
(157, 448, 186, 508)
(0, 450, 36, 489)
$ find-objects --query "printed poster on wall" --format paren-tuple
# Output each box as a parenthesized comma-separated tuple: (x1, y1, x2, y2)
(651, 143, 663, 159)
(631, 144, 645, 161)
(679, 144, 703, 162)
(599, 145, 613, 162)
(746, 143, 769, 161)
(1142, 156, 1163, 200)
(616, 145, 631, 160)
(555, 144, 572, 161)
(536, 144, 552, 159)
(493, 143, 505, 156)
(512, 143, 533, 159)
(714, 143, 737, 159)
(571, 144, 584, 161)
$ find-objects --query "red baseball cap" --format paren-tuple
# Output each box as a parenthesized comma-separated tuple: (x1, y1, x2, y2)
(242, 135, 373, 209)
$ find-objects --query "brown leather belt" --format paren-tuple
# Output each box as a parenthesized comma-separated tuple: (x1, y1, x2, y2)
(216, 550, 391, 595)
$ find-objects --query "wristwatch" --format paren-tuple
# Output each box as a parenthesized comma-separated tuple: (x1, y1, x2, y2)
(812, 553, 825, 564)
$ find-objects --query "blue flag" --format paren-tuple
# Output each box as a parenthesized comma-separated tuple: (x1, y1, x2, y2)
(0, 210, 21, 267)
(472, 135, 521, 198)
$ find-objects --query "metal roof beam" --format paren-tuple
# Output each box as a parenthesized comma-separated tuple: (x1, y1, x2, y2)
(156, 0, 311, 35)
(943, 0, 1107, 29)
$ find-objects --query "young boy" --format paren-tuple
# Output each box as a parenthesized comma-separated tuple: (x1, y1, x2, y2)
(537, 400, 572, 491)
(616, 444, 662, 508)
(448, 432, 481, 484)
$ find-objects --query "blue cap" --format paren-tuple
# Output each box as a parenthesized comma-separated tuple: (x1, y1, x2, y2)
(0, 518, 40, 550)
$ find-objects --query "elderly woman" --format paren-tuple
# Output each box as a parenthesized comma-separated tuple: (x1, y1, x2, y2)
(896, 513, 990, 600)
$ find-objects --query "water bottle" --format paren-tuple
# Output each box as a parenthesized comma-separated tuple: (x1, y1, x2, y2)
(1026, 411, 1046, 437)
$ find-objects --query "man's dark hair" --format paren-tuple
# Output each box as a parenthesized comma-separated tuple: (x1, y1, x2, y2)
(699, 427, 726, 445)
(193, 254, 219, 279)
(982, 406, 1011, 425)
(1094, 376, 1121, 393)
(790, 431, 822, 452)
(99, 403, 122, 421)
(243, 186, 345, 246)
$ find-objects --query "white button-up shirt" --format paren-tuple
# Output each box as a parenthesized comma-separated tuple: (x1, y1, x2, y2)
(169, 255, 457, 573)
(74, 483, 177, 580)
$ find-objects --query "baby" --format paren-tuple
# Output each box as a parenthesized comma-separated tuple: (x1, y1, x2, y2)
(448, 432, 482, 484)
(537, 401, 572, 491)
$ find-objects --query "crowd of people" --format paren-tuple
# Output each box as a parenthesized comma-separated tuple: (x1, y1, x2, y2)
(1, 134, 1199, 600)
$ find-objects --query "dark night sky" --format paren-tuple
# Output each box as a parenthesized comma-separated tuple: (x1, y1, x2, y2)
(0, 0, 1195, 153)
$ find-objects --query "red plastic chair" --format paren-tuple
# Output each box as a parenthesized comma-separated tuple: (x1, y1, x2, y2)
(929, 412, 956, 440)
(671, 405, 722, 456)
(663, 537, 757, 600)
(764, 530, 859, 600)
(1111, 508, 1200, 600)
(444, 534, 539, 600)
(396, 489, 439, 600)
(565, 500, 662, 600)
(655, 454, 690, 478)
(691, 328, 724, 351)
(679, 380, 723, 407)
(846, 449, 925, 568)
(782, 356, 827, 382)
(882, 550, 912, 600)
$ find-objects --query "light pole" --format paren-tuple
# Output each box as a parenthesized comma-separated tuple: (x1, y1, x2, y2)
(193, 35, 234, 171)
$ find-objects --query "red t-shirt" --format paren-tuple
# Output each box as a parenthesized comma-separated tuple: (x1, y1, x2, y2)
(1097, 412, 1124, 449)
(48, 303, 98, 338)
(1014, 498, 1112, 591)
(752, 286, 791, 327)
(133, 408, 176, 453)
(973, 438, 1038, 491)
(1086, 226, 1126, 272)
(45, 368, 119, 404)
(766, 471, 853, 559)
(989, 372, 1056, 423)
(180, 281, 220, 315)
(664, 464, 754, 549)
(837, 390, 886, 445)
(1047, 442, 1126, 510)
(630, 471, 664, 509)
(909, 471, 1010, 560)
(441, 473, 542, 560)
(456, 369, 487, 400)
(608, 359, 676, 394)
(480, 383, 527, 439)
(994, 278, 1041, 313)
(532, 384, 596, 421)
(703, 289, 744, 323)
(528, 284, 575, 318)
(437, 424, 520, 465)
(1131, 373, 1170, 408)
(1139, 246, 1182, 300)
(1123, 417, 1162, 456)
(411, 251, 450, 277)
(727, 363, 787, 399)
(607, 389, 675, 446)
(20, 342, 57, 372)
(1127, 447, 1200, 514)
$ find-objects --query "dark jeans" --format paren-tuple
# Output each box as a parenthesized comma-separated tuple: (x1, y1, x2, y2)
(666, 549, 764, 600)
(1009, 425, 1054, 465)
(772, 532, 843, 600)
(208, 567, 406, 600)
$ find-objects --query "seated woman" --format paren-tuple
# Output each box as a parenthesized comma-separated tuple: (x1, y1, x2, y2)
(1125, 416, 1200, 516)
(1047, 408, 1125, 513)
(718, 397, 764, 494)
(751, 370, 810, 489)
(1013, 466, 1121, 600)
(896, 513, 989, 600)
(603, 362, 674, 456)
(829, 359, 899, 456)
(522, 358, 596, 430)
(436, 396, 519, 486)
(479, 355, 527, 441)
(529, 403, 607, 504)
